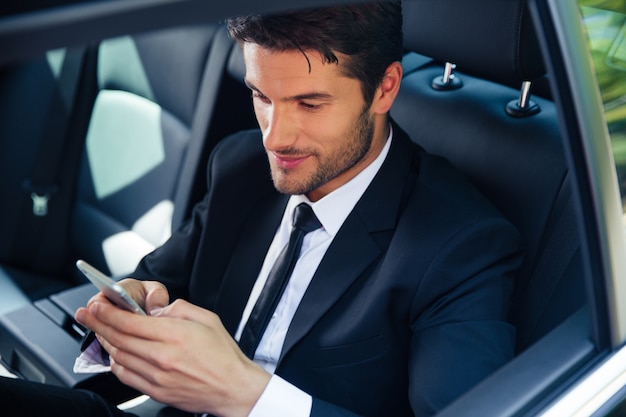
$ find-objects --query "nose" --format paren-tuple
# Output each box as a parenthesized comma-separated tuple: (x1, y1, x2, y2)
(260, 104, 298, 151)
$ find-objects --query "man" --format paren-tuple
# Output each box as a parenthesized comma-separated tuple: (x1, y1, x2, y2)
(0, 2, 522, 416)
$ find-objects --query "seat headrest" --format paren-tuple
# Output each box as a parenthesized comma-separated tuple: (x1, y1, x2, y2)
(403, 0, 545, 86)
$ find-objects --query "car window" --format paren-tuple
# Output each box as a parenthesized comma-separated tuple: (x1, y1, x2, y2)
(579, 1, 626, 223)
(578, 5, 626, 414)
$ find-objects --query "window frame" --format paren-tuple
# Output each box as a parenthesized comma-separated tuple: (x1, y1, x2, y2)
(522, 0, 626, 414)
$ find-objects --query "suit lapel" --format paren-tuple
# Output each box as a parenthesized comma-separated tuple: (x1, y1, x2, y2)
(280, 124, 419, 361)
(280, 213, 383, 359)
(214, 193, 289, 336)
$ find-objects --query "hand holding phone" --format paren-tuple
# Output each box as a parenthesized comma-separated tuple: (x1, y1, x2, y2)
(76, 259, 147, 316)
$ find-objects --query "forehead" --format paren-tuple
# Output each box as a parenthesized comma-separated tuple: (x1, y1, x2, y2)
(242, 43, 352, 94)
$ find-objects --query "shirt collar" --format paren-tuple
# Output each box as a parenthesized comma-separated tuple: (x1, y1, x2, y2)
(288, 124, 393, 237)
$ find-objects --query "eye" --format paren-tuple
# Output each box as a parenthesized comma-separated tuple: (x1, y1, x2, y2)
(252, 91, 270, 104)
(299, 101, 322, 111)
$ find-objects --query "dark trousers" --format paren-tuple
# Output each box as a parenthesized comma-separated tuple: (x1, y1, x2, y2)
(0, 376, 133, 417)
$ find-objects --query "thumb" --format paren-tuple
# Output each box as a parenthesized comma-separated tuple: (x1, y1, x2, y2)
(150, 299, 217, 325)
(143, 281, 170, 312)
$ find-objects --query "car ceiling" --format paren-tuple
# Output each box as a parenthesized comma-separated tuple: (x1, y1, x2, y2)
(0, 0, 369, 66)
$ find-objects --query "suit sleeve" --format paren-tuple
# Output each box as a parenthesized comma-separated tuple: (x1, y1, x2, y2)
(130, 133, 224, 300)
(303, 218, 520, 417)
(408, 218, 522, 415)
(131, 192, 208, 300)
(311, 399, 363, 417)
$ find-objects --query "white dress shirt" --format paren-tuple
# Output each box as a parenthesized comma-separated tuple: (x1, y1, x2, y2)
(233, 127, 393, 416)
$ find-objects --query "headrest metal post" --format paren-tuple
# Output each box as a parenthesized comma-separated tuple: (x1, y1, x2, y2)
(442, 62, 455, 85)
(518, 81, 533, 109)
(432, 62, 463, 91)
(506, 80, 541, 117)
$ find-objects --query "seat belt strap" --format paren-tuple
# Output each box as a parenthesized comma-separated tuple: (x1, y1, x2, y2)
(171, 27, 237, 229)
(513, 182, 582, 351)
(22, 47, 85, 215)
(11, 47, 86, 265)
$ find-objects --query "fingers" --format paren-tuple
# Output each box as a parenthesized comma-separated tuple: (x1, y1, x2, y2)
(149, 300, 229, 338)
(150, 299, 210, 320)
(96, 331, 176, 399)
(76, 301, 157, 344)
(120, 279, 170, 311)
(84, 279, 169, 312)
(85, 291, 112, 309)
(76, 299, 270, 415)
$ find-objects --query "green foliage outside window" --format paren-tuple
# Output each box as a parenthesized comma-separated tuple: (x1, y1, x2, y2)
(579, 0, 626, 209)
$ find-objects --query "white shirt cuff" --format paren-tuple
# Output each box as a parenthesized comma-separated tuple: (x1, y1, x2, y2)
(248, 374, 312, 417)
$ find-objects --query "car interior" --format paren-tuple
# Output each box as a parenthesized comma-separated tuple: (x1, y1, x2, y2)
(0, 0, 594, 415)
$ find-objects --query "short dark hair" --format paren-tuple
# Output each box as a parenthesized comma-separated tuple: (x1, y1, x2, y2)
(226, 1, 403, 104)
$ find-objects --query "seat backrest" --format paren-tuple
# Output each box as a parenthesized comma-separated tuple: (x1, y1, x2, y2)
(393, 0, 585, 352)
(0, 48, 87, 274)
(0, 23, 257, 309)
(0, 47, 96, 303)
(70, 24, 257, 277)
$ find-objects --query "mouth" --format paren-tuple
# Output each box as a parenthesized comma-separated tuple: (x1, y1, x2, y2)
(271, 152, 310, 170)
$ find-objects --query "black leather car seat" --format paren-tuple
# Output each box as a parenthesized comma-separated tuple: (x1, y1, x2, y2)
(0, 24, 257, 314)
(393, 0, 586, 353)
(70, 24, 223, 277)
(0, 23, 258, 394)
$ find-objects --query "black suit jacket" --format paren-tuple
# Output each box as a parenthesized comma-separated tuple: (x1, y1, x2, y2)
(133, 122, 523, 417)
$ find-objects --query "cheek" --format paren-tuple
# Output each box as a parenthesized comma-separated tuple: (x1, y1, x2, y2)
(304, 114, 352, 145)
(253, 103, 269, 129)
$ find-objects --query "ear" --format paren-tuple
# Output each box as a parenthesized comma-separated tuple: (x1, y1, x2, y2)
(372, 61, 403, 115)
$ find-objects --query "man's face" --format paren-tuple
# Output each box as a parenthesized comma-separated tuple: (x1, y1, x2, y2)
(243, 43, 387, 202)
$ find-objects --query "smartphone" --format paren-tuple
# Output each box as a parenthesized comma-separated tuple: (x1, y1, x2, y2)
(76, 259, 147, 316)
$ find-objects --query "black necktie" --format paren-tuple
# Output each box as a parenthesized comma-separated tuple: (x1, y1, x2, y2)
(238, 203, 322, 359)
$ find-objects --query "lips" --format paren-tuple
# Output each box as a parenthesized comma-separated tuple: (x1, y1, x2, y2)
(271, 152, 309, 170)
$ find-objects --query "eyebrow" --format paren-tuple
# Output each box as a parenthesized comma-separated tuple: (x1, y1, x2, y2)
(244, 79, 334, 102)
